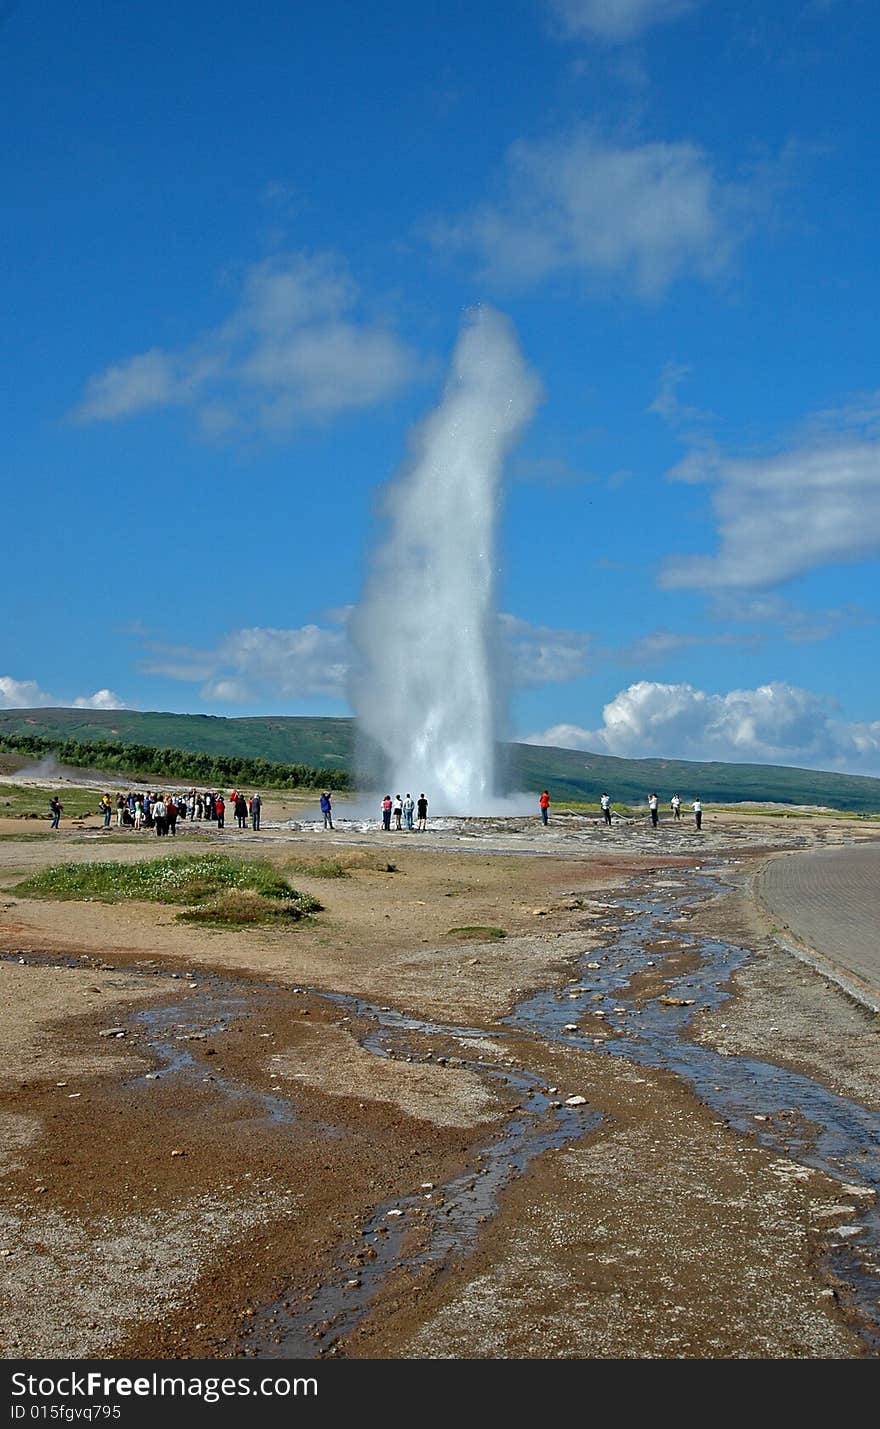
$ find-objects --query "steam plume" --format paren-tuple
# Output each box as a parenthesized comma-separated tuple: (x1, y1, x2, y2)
(350, 307, 541, 810)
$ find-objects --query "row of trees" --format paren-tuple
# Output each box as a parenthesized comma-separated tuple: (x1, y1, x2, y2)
(0, 733, 352, 792)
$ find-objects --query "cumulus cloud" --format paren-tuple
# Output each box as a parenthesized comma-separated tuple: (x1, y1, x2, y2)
(660, 396, 880, 590)
(433, 129, 746, 298)
(72, 689, 127, 710)
(548, 0, 699, 43)
(525, 679, 880, 776)
(0, 677, 127, 710)
(74, 251, 425, 431)
(0, 677, 55, 709)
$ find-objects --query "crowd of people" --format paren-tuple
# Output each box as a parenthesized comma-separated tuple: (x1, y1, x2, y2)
(538, 789, 704, 829)
(380, 793, 428, 831)
(64, 788, 265, 834)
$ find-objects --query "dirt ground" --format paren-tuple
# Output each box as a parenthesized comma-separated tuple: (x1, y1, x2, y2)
(1, 796, 879, 1360)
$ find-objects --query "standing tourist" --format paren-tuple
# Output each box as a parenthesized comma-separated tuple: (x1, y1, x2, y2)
(403, 793, 415, 830)
(250, 793, 261, 831)
(100, 794, 112, 828)
(648, 793, 659, 828)
(133, 798, 143, 831)
(153, 796, 168, 837)
(693, 798, 703, 830)
(381, 795, 392, 831)
(49, 796, 63, 830)
(539, 790, 550, 825)
(417, 793, 428, 831)
(215, 794, 225, 830)
(116, 793, 126, 827)
(671, 793, 681, 820)
(600, 792, 612, 826)
(320, 791, 333, 830)
(393, 795, 403, 830)
(234, 792, 248, 829)
(166, 796, 178, 836)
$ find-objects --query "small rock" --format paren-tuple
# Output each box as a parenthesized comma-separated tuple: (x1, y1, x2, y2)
(98, 1027, 126, 1038)
(565, 1095, 588, 1106)
(170, 1149, 187, 1158)
(563, 1023, 579, 1032)
(385, 1208, 404, 1217)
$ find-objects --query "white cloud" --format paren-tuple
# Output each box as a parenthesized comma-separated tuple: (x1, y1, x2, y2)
(0, 677, 127, 710)
(215, 625, 350, 700)
(0, 677, 55, 709)
(525, 679, 880, 776)
(498, 614, 592, 686)
(74, 251, 425, 431)
(620, 628, 758, 663)
(434, 130, 745, 298)
(141, 612, 592, 706)
(72, 689, 127, 710)
(661, 397, 880, 590)
(711, 594, 869, 644)
(548, 0, 699, 43)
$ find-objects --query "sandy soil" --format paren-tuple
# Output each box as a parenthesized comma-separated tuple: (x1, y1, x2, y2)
(1, 800, 879, 1360)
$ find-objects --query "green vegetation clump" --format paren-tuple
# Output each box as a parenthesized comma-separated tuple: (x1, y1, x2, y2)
(13, 852, 318, 915)
(285, 850, 400, 879)
(177, 888, 321, 926)
(0, 784, 100, 820)
(446, 925, 507, 941)
(0, 732, 350, 792)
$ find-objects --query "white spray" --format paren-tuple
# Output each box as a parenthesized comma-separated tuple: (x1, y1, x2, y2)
(350, 307, 541, 811)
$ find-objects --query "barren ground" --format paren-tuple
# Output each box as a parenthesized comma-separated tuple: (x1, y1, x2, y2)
(1, 793, 879, 1360)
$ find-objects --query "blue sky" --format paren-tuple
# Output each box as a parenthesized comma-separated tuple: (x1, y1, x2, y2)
(3, 0, 880, 775)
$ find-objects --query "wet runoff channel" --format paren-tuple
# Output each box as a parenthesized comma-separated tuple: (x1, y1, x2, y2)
(511, 864, 880, 1350)
(235, 861, 880, 1357)
(8, 857, 878, 1355)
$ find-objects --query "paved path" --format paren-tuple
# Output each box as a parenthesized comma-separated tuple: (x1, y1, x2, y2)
(757, 844, 880, 1005)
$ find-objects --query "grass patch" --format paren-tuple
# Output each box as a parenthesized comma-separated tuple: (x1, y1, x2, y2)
(285, 850, 398, 878)
(446, 925, 507, 941)
(176, 888, 321, 926)
(0, 784, 101, 820)
(14, 852, 305, 907)
(285, 856, 351, 879)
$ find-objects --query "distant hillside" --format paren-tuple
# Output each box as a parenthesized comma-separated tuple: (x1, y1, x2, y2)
(0, 708, 355, 768)
(2, 707, 880, 812)
(504, 742, 880, 813)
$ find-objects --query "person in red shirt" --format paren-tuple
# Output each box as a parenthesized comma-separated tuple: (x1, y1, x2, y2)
(539, 790, 550, 825)
(215, 795, 226, 830)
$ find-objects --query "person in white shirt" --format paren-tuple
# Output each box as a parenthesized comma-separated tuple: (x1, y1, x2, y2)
(600, 792, 612, 826)
(648, 793, 659, 828)
(693, 798, 703, 830)
(671, 793, 681, 820)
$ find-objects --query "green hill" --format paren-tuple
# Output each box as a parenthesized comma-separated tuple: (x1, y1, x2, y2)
(2, 707, 879, 812)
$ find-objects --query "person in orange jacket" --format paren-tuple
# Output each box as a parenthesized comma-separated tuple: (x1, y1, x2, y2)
(539, 790, 550, 826)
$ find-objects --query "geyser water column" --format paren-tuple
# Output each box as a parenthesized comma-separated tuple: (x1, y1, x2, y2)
(350, 307, 541, 811)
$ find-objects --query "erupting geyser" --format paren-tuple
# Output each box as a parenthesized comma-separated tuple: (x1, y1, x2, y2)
(350, 307, 541, 811)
